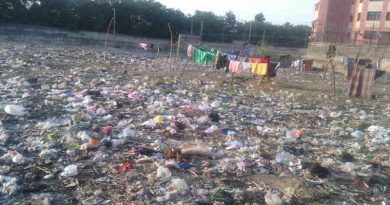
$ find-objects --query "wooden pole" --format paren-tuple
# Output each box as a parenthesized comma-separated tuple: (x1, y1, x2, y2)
(154, 41, 160, 71)
(231, 72, 235, 86)
(176, 34, 181, 62)
(378, 49, 387, 69)
(168, 23, 173, 71)
(104, 17, 114, 63)
(322, 60, 331, 80)
(330, 59, 336, 95)
(177, 58, 191, 80)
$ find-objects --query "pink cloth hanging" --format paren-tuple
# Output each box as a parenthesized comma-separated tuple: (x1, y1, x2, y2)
(229, 60, 242, 73)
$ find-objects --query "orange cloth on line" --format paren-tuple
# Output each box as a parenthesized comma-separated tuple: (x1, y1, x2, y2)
(248, 58, 270, 63)
(229, 60, 242, 73)
(251, 63, 268, 76)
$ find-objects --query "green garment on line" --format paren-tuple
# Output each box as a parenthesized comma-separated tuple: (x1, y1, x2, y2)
(200, 45, 217, 55)
(194, 48, 215, 64)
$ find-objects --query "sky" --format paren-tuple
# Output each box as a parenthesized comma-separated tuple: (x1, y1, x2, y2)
(156, 0, 317, 25)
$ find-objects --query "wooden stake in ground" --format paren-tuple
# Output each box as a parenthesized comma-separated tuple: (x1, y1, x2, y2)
(168, 23, 173, 72)
(177, 58, 191, 80)
(378, 48, 387, 69)
(176, 34, 181, 62)
(322, 59, 337, 95)
(154, 41, 161, 70)
(104, 17, 114, 63)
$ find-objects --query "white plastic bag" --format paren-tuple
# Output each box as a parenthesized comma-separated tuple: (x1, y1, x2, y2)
(4, 105, 26, 116)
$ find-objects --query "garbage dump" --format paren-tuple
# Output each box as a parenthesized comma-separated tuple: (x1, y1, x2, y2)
(0, 41, 389, 204)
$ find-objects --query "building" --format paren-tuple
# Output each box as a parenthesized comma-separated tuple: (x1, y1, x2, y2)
(312, 0, 355, 43)
(351, 0, 390, 44)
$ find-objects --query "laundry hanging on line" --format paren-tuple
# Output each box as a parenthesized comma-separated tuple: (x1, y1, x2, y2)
(138, 43, 154, 51)
(228, 54, 237, 61)
(194, 48, 215, 64)
(214, 51, 229, 70)
(229, 60, 243, 73)
(251, 63, 268, 76)
(242, 62, 252, 73)
(187, 44, 195, 58)
(248, 57, 269, 64)
(189, 44, 276, 79)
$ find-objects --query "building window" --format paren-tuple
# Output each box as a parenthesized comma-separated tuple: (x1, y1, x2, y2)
(387, 12, 390, 20)
(363, 31, 376, 39)
(357, 13, 361, 21)
(367, 12, 381, 21)
(315, 3, 319, 11)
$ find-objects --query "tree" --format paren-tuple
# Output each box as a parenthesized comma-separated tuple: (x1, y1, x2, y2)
(0, 0, 311, 47)
(224, 11, 237, 34)
(192, 10, 224, 41)
(283, 22, 293, 28)
(255, 12, 265, 23)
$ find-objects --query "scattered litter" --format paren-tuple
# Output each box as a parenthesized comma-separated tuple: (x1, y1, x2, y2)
(0, 40, 388, 204)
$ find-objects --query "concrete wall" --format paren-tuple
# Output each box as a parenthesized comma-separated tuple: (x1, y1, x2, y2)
(0, 24, 170, 51)
(307, 42, 390, 72)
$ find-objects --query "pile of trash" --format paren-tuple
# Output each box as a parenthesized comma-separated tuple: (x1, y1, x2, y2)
(0, 41, 390, 204)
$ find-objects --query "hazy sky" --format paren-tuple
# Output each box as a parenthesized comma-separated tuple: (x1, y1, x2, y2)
(156, 0, 317, 25)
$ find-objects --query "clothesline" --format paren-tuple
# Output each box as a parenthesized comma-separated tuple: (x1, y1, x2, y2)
(187, 43, 275, 79)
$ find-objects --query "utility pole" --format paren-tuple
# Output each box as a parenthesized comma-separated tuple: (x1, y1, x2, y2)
(222, 26, 225, 43)
(113, 8, 116, 35)
(200, 21, 204, 40)
(248, 22, 252, 42)
(304, 28, 308, 48)
(190, 18, 193, 35)
(262, 30, 265, 44)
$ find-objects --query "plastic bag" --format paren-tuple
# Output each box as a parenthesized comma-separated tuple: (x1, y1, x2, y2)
(264, 191, 282, 205)
(169, 178, 189, 195)
(156, 166, 172, 180)
(4, 105, 26, 116)
(60, 165, 78, 177)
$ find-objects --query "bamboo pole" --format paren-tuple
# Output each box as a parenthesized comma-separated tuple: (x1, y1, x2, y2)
(177, 58, 191, 80)
(104, 17, 114, 63)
